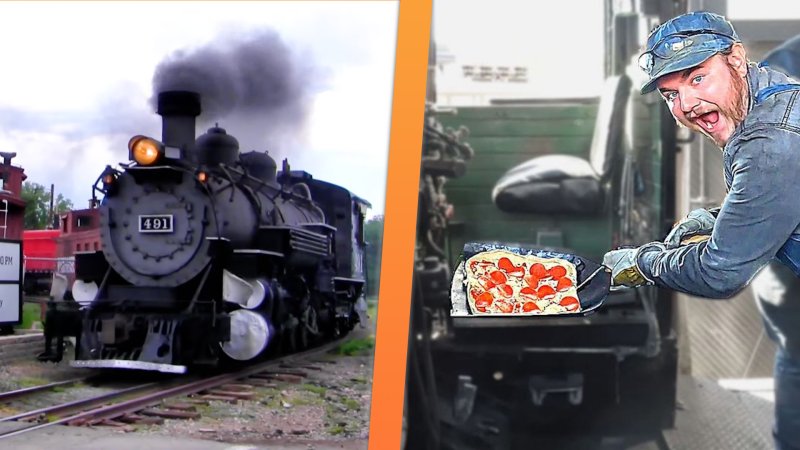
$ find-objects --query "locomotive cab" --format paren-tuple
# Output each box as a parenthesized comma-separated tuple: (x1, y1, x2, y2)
(407, 7, 682, 443)
(431, 67, 677, 441)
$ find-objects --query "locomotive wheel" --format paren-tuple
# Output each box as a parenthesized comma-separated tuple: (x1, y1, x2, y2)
(298, 305, 319, 350)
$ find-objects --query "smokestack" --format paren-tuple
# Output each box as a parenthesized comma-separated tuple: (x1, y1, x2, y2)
(156, 91, 201, 159)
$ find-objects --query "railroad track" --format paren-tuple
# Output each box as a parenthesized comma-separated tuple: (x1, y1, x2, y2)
(0, 337, 346, 440)
(0, 377, 94, 402)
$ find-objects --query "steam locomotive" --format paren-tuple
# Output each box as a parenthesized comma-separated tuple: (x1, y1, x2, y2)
(40, 91, 370, 373)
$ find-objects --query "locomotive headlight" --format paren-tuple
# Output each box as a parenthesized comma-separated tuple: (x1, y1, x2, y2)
(98, 166, 119, 196)
(128, 135, 164, 166)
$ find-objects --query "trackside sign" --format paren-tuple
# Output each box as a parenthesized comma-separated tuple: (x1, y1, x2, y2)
(0, 240, 22, 325)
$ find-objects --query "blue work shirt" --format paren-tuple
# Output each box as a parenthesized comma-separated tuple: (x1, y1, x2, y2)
(637, 64, 800, 347)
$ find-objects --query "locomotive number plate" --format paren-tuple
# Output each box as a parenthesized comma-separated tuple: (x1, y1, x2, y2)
(138, 215, 174, 233)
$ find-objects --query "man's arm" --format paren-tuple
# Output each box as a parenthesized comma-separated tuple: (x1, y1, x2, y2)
(637, 127, 800, 298)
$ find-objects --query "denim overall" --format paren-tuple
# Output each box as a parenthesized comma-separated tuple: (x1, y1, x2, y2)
(754, 81, 800, 450)
(768, 84, 800, 277)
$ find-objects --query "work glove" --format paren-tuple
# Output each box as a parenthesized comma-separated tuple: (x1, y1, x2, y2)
(602, 242, 665, 288)
(664, 208, 718, 248)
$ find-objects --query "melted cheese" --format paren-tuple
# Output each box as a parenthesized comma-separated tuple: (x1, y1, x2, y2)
(464, 249, 581, 315)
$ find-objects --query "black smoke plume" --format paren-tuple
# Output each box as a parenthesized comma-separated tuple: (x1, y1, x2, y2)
(151, 29, 323, 155)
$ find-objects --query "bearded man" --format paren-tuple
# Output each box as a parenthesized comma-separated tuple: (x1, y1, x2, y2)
(603, 11, 800, 450)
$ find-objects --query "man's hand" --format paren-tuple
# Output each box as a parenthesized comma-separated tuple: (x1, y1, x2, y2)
(603, 248, 648, 287)
(664, 208, 717, 248)
(602, 243, 665, 288)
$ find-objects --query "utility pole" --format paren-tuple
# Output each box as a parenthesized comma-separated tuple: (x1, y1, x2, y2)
(48, 184, 54, 230)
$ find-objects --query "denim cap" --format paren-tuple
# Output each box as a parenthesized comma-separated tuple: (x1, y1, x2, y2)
(639, 11, 740, 94)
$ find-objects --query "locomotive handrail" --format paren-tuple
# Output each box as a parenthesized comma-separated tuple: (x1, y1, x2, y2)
(223, 163, 328, 208)
(232, 249, 284, 258)
(332, 276, 366, 283)
(298, 222, 337, 232)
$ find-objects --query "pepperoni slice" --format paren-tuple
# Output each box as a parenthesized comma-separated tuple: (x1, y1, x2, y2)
(559, 296, 580, 312)
(508, 267, 526, 278)
(476, 292, 494, 304)
(498, 257, 526, 277)
(548, 265, 567, 280)
(470, 287, 482, 300)
(556, 277, 573, 292)
(537, 285, 556, 299)
(494, 300, 513, 313)
(489, 270, 508, 285)
(529, 263, 548, 278)
(523, 302, 540, 312)
(520, 286, 537, 296)
(478, 275, 496, 290)
(490, 284, 513, 298)
(519, 286, 538, 302)
(470, 260, 495, 274)
(475, 293, 494, 312)
(497, 257, 515, 273)
(524, 275, 540, 288)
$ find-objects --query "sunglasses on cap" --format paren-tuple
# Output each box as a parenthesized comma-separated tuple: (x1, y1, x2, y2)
(638, 30, 737, 75)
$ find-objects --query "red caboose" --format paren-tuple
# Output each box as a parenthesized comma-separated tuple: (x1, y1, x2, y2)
(22, 208, 101, 295)
(55, 208, 101, 291)
(56, 207, 101, 258)
(22, 229, 60, 294)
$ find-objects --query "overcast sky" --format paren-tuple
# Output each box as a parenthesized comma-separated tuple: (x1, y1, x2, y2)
(0, 1, 397, 218)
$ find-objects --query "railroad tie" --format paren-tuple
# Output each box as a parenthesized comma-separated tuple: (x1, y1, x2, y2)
(161, 402, 197, 411)
(140, 408, 201, 420)
(251, 373, 305, 383)
(219, 384, 254, 392)
(244, 378, 278, 388)
(118, 413, 165, 425)
(197, 394, 239, 404)
(203, 389, 256, 400)
(269, 368, 309, 378)
(98, 419, 136, 432)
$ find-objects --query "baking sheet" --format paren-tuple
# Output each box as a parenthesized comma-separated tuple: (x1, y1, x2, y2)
(450, 242, 611, 317)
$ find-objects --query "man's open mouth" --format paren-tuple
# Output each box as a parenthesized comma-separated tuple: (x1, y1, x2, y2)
(695, 111, 720, 131)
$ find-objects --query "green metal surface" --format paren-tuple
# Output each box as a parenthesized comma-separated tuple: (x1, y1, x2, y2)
(435, 101, 614, 266)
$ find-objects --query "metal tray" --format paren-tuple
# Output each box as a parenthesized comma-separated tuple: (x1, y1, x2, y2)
(450, 242, 611, 317)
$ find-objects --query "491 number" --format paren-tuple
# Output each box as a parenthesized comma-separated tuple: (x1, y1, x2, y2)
(138, 215, 173, 233)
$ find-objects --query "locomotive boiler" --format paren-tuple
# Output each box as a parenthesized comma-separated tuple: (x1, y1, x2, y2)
(40, 91, 370, 373)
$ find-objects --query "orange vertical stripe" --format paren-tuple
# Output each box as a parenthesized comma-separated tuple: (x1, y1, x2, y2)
(368, 0, 431, 448)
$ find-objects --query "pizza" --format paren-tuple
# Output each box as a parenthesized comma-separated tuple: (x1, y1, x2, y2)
(464, 249, 581, 315)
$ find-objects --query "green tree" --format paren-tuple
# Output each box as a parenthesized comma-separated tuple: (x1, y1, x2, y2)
(364, 215, 384, 298)
(22, 182, 73, 229)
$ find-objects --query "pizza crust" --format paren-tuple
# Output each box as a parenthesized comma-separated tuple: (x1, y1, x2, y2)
(464, 249, 581, 315)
